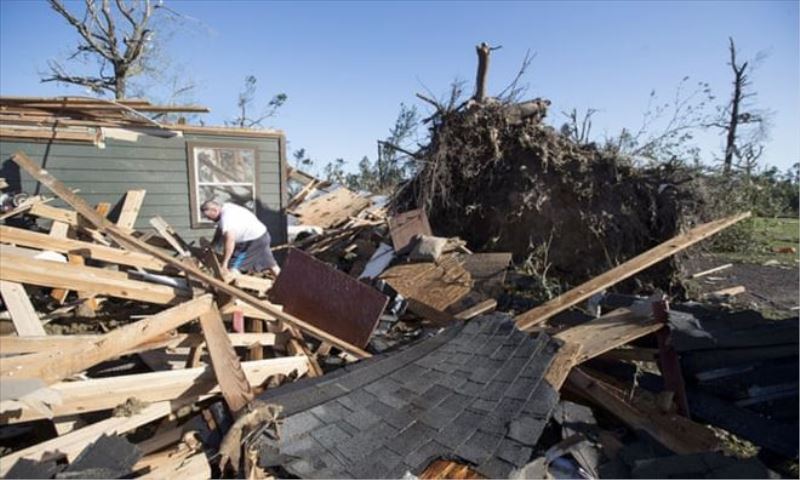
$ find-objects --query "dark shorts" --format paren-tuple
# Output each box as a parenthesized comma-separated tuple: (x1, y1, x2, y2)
(229, 232, 278, 273)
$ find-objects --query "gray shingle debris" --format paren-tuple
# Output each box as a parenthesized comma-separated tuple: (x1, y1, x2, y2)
(255, 313, 562, 478)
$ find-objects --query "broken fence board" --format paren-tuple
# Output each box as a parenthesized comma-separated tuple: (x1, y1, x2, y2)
(0, 249, 183, 304)
(515, 212, 751, 331)
(0, 225, 167, 271)
(0, 295, 214, 385)
(10, 151, 371, 359)
(0, 357, 309, 424)
(0, 281, 45, 336)
(271, 248, 389, 348)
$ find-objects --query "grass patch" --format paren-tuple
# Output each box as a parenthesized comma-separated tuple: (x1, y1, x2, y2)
(712, 217, 799, 265)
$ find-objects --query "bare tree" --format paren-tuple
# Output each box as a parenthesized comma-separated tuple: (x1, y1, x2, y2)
(230, 75, 287, 128)
(560, 108, 598, 145)
(43, 0, 181, 99)
(710, 38, 768, 175)
(474, 42, 502, 103)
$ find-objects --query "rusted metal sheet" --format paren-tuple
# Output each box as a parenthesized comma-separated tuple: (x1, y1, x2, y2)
(388, 209, 432, 252)
(270, 248, 389, 348)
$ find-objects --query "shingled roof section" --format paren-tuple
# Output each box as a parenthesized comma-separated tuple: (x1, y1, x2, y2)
(254, 313, 563, 479)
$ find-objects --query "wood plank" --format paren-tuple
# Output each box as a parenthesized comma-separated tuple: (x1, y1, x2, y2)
(0, 295, 213, 385)
(198, 303, 253, 412)
(689, 263, 733, 279)
(380, 254, 473, 311)
(0, 400, 186, 477)
(9, 151, 371, 359)
(0, 332, 280, 355)
(0, 281, 45, 336)
(515, 212, 751, 331)
(0, 226, 166, 270)
(28, 202, 78, 226)
(116, 190, 147, 231)
(0, 250, 183, 304)
(149, 216, 190, 257)
(0, 357, 308, 423)
(554, 308, 664, 365)
(566, 367, 720, 455)
(47, 221, 71, 303)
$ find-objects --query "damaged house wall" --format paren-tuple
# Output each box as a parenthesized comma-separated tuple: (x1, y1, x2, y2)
(0, 128, 288, 244)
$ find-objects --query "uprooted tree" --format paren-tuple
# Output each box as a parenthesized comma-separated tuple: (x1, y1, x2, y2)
(393, 43, 708, 292)
(43, 0, 181, 99)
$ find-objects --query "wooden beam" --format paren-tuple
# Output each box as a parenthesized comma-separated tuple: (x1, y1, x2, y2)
(0, 295, 213, 385)
(116, 189, 147, 231)
(0, 281, 45, 336)
(0, 400, 187, 477)
(198, 303, 253, 412)
(515, 212, 751, 331)
(689, 263, 733, 279)
(554, 308, 664, 365)
(0, 357, 309, 424)
(0, 226, 166, 270)
(0, 249, 183, 305)
(0, 332, 280, 355)
(566, 368, 719, 455)
(10, 151, 371, 359)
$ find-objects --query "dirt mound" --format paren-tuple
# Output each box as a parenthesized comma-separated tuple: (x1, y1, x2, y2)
(395, 99, 706, 291)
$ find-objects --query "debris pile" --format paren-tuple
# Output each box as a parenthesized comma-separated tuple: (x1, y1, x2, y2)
(394, 94, 706, 290)
(0, 94, 796, 480)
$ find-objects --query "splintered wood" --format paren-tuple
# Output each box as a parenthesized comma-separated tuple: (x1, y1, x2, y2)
(291, 187, 371, 229)
(380, 254, 473, 311)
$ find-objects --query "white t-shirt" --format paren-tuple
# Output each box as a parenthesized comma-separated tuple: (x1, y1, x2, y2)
(218, 203, 267, 243)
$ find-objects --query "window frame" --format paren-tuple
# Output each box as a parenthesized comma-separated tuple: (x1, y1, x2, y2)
(187, 141, 261, 228)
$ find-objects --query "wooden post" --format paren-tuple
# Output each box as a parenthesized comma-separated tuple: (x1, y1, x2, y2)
(652, 299, 691, 417)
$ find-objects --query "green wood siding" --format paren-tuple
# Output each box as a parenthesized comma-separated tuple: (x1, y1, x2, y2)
(0, 129, 286, 246)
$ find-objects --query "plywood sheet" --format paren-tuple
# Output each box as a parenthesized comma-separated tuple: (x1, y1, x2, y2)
(379, 254, 472, 311)
(292, 188, 370, 229)
(270, 248, 389, 348)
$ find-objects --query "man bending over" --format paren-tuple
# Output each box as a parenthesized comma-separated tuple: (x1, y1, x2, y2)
(201, 200, 281, 277)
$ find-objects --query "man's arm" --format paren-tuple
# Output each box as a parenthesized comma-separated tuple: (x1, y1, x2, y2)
(221, 230, 236, 270)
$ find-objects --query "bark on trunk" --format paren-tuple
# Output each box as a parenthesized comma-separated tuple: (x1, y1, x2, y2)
(474, 43, 492, 103)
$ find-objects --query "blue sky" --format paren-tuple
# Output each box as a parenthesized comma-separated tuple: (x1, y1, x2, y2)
(1, 0, 798, 172)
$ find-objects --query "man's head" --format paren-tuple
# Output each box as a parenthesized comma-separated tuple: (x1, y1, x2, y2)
(201, 200, 222, 221)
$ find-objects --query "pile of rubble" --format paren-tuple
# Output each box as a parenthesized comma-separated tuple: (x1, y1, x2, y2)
(0, 124, 796, 478)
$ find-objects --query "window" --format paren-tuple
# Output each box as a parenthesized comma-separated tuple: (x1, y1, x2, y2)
(187, 142, 259, 227)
